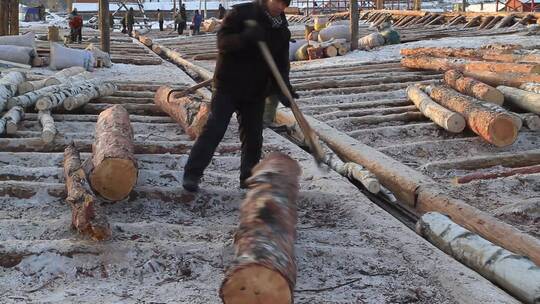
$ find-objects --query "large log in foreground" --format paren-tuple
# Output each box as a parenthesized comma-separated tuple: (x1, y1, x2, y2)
(443, 70, 504, 105)
(401, 56, 540, 74)
(425, 85, 518, 147)
(220, 153, 301, 304)
(89, 105, 138, 201)
(64, 143, 111, 241)
(154, 86, 210, 140)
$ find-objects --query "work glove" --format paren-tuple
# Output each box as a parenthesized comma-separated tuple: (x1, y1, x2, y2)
(242, 22, 264, 42)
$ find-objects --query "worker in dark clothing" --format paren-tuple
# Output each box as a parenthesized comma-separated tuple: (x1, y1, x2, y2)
(126, 7, 135, 37)
(121, 15, 127, 33)
(191, 10, 203, 35)
(157, 9, 164, 31)
(175, 11, 185, 34)
(180, 4, 187, 33)
(68, 8, 83, 43)
(218, 3, 226, 19)
(182, 0, 296, 192)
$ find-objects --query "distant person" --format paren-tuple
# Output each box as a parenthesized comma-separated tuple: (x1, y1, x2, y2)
(68, 8, 83, 43)
(126, 7, 135, 37)
(157, 9, 164, 31)
(175, 11, 185, 34)
(173, 8, 178, 30)
(192, 10, 202, 35)
(121, 15, 127, 33)
(180, 4, 187, 32)
(218, 3, 226, 19)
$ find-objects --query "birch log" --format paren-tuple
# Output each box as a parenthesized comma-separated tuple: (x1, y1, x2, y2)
(520, 113, 540, 131)
(220, 153, 301, 304)
(35, 80, 102, 111)
(63, 143, 111, 241)
(38, 110, 57, 143)
(3, 106, 24, 134)
(407, 86, 466, 133)
(89, 105, 138, 201)
(426, 85, 518, 147)
(63, 82, 117, 111)
(497, 86, 540, 114)
(18, 79, 48, 94)
(443, 70, 504, 105)
(520, 83, 540, 94)
(44, 66, 86, 86)
(0, 71, 25, 111)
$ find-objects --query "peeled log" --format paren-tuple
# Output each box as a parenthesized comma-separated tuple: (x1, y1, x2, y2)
(520, 83, 540, 94)
(63, 143, 111, 241)
(154, 86, 210, 140)
(497, 86, 540, 114)
(89, 105, 138, 201)
(443, 70, 504, 105)
(426, 85, 518, 147)
(463, 70, 540, 88)
(38, 110, 57, 144)
(220, 153, 301, 304)
(407, 86, 465, 133)
(324, 45, 338, 57)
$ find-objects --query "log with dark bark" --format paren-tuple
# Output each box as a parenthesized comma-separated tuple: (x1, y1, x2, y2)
(35, 80, 105, 111)
(443, 70, 504, 105)
(456, 164, 540, 184)
(220, 152, 301, 304)
(154, 86, 210, 140)
(89, 105, 138, 201)
(63, 143, 111, 241)
(63, 82, 117, 111)
(463, 16, 481, 28)
(425, 85, 518, 147)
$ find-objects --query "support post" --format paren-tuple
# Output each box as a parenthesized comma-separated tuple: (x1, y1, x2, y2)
(8, 0, 18, 35)
(66, 0, 73, 13)
(0, 0, 8, 36)
(99, 0, 111, 53)
(349, 0, 358, 51)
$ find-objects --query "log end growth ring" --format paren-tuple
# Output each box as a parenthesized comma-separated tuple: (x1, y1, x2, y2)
(221, 265, 292, 304)
(89, 158, 137, 201)
(446, 113, 467, 133)
(489, 116, 518, 147)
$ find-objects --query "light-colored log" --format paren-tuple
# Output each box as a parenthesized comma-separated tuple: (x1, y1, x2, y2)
(89, 105, 138, 201)
(323, 45, 338, 57)
(0, 71, 25, 111)
(18, 79, 48, 94)
(63, 82, 117, 111)
(407, 86, 465, 133)
(402, 56, 540, 74)
(443, 70, 504, 105)
(38, 110, 57, 144)
(425, 85, 518, 147)
(497, 85, 540, 114)
(35, 79, 103, 111)
(3, 106, 24, 135)
(456, 164, 540, 184)
(154, 44, 213, 80)
(44, 66, 86, 86)
(220, 153, 300, 304)
(520, 82, 540, 94)
(519, 113, 540, 131)
(323, 154, 380, 193)
(63, 143, 111, 241)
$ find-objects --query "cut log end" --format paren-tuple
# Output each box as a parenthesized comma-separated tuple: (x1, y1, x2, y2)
(221, 265, 292, 304)
(5, 121, 17, 134)
(446, 113, 467, 133)
(89, 158, 137, 201)
(489, 116, 518, 147)
(363, 177, 381, 194)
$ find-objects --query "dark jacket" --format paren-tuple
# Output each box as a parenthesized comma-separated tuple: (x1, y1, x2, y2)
(218, 5, 226, 19)
(213, 0, 291, 100)
(126, 10, 135, 26)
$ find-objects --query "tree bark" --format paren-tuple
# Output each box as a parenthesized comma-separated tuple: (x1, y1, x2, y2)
(38, 110, 57, 144)
(63, 82, 117, 111)
(497, 86, 540, 114)
(99, 0, 110, 53)
(36, 80, 104, 111)
(494, 14, 515, 29)
(484, 16, 503, 29)
(456, 164, 540, 184)
(349, 0, 358, 51)
(519, 113, 540, 131)
(3, 105, 24, 134)
(0, 0, 7, 36)
(478, 16, 495, 29)
(0, 71, 25, 111)
(425, 85, 518, 147)
(220, 153, 301, 304)
(154, 86, 210, 140)
(520, 82, 540, 94)
(18, 79, 48, 94)
(89, 105, 138, 201)
(8, 0, 18, 35)
(463, 16, 481, 28)
(463, 70, 540, 88)
(63, 143, 111, 241)
(443, 70, 504, 105)
(407, 86, 465, 133)
(44, 67, 87, 86)
(402, 56, 540, 74)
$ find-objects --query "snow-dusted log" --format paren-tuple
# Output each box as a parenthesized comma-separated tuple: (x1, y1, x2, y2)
(3, 106, 24, 134)
(443, 70, 504, 105)
(35, 79, 103, 111)
(426, 85, 518, 147)
(407, 86, 466, 133)
(520, 82, 540, 94)
(44, 66, 87, 86)
(497, 85, 540, 114)
(63, 82, 117, 111)
(18, 79, 48, 94)
(63, 143, 111, 241)
(402, 56, 540, 74)
(520, 113, 540, 131)
(220, 153, 301, 304)
(89, 105, 138, 201)
(38, 110, 57, 144)
(0, 71, 25, 111)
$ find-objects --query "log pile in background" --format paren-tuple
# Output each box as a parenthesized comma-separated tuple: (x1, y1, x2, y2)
(443, 70, 504, 105)
(220, 152, 301, 304)
(88, 105, 138, 201)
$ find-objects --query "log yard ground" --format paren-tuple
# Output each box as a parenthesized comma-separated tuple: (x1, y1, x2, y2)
(0, 7, 539, 304)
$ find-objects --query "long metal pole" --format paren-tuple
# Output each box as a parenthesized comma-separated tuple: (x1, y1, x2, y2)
(99, 0, 111, 53)
(349, 0, 358, 51)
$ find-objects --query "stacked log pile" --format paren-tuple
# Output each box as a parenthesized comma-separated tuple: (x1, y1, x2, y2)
(402, 44, 540, 146)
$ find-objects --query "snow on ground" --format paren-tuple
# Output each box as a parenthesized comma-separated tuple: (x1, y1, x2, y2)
(292, 33, 540, 70)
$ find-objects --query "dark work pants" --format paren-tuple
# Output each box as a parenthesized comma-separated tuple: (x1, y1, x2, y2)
(184, 90, 265, 183)
(159, 21, 164, 31)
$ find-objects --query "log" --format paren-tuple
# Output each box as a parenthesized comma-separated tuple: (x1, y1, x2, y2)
(63, 143, 111, 241)
(323, 45, 338, 57)
(519, 113, 540, 131)
(337, 46, 348, 56)
(0, 71, 25, 111)
(443, 70, 504, 105)
(497, 86, 540, 114)
(402, 56, 540, 74)
(464, 60, 540, 74)
(3, 106, 24, 135)
(463, 70, 540, 88)
(38, 110, 57, 144)
(426, 15, 445, 26)
(192, 53, 219, 60)
(154, 86, 210, 139)
(406, 86, 465, 133)
(154, 44, 213, 80)
(448, 15, 465, 27)
(494, 14, 515, 29)
(138, 36, 153, 47)
(89, 105, 138, 201)
(323, 154, 380, 193)
(18, 79, 48, 94)
(520, 82, 540, 94)
(63, 82, 117, 111)
(35, 80, 104, 111)
(478, 16, 495, 29)
(484, 16, 503, 29)
(220, 152, 300, 304)
(425, 85, 518, 147)
(400, 47, 478, 58)
(44, 67, 86, 86)
(463, 16, 481, 28)
(479, 102, 523, 131)
(456, 164, 540, 184)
